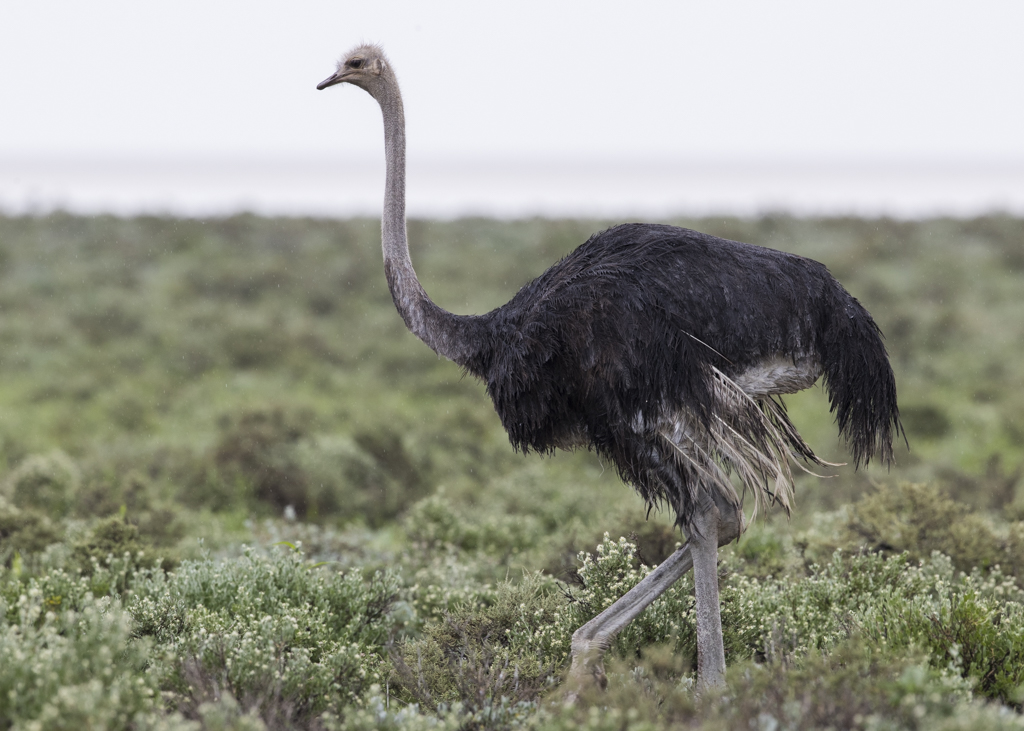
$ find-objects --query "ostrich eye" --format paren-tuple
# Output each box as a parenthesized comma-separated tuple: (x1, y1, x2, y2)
(348, 58, 364, 69)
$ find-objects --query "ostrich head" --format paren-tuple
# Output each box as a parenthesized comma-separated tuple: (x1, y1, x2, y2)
(317, 44, 391, 94)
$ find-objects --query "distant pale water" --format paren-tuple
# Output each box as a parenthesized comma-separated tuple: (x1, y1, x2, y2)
(2, 157, 1024, 219)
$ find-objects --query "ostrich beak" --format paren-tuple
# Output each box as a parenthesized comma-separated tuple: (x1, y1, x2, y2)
(316, 71, 348, 90)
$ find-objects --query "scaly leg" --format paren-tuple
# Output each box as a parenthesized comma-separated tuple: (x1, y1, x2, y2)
(567, 542, 695, 695)
(566, 494, 742, 699)
(689, 502, 727, 691)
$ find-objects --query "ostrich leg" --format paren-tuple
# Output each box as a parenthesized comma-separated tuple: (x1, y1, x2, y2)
(567, 494, 740, 698)
(567, 542, 696, 695)
(689, 500, 727, 691)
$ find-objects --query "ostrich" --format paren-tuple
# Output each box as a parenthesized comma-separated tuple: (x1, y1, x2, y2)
(317, 45, 902, 693)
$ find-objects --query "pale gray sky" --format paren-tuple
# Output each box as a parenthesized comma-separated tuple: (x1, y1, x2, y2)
(4, 0, 1023, 162)
(3, 1, 1024, 217)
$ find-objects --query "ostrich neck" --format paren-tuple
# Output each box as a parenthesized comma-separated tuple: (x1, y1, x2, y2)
(376, 78, 481, 366)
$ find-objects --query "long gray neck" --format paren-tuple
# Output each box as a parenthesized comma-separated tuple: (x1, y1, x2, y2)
(373, 73, 481, 366)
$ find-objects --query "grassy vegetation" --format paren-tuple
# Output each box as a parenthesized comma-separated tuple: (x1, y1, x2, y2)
(0, 212, 1021, 729)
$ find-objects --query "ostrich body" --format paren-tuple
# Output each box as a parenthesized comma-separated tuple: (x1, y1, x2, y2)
(318, 45, 902, 693)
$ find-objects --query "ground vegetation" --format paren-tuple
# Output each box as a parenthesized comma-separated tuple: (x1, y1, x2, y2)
(0, 213, 1021, 728)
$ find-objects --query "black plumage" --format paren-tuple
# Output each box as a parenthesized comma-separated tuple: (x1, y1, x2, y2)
(459, 223, 902, 528)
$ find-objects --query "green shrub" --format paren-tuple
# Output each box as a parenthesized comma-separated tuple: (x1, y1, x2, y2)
(401, 546, 500, 629)
(846, 482, 1008, 573)
(198, 408, 432, 525)
(0, 499, 61, 565)
(72, 514, 163, 580)
(732, 523, 790, 578)
(211, 408, 313, 515)
(186, 692, 269, 731)
(346, 427, 431, 526)
(221, 322, 289, 369)
(393, 572, 562, 716)
(326, 686, 473, 731)
(0, 579, 161, 729)
(298, 429, 432, 527)
(918, 587, 1024, 703)
(725, 549, 1024, 702)
(3, 451, 80, 518)
(901, 402, 953, 440)
(796, 482, 1024, 578)
(402, 493, 543, 558)
(131, 546, 398, 726)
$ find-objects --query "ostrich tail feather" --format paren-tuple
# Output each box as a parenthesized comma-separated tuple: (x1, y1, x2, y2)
(819, 290, 905, 467)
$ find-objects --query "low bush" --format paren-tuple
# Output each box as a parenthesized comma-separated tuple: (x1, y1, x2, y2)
(72, 514, 166, 583)
(847, 482, 1011, 572)
(325, 688, 475, 731)
(0, 573, 162, 729)
(402, 493, 543, 558)
(188, 408, 433, 525)
(2, 451, 80, 518)
(392, 572, 563, 716)
(799, 482, 1024, 579)
(0, 499, 61, 566)
(131, 546, 399, 727)
(211, 408, 315, 516)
